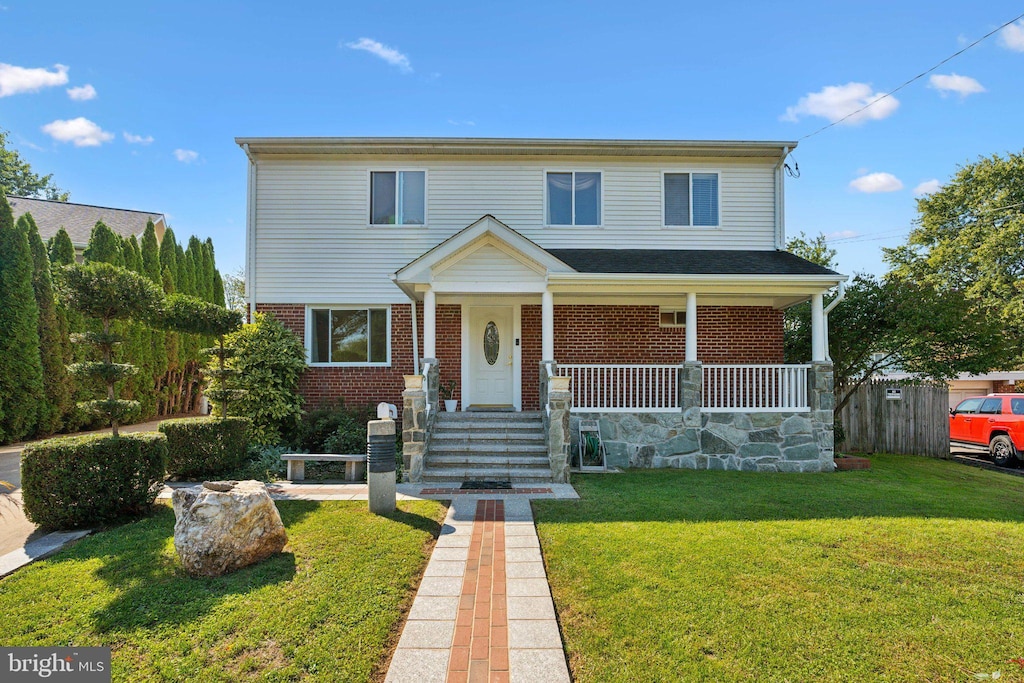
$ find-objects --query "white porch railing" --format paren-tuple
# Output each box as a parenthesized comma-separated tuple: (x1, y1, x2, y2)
(555, 363, 812, 413)
(556, 364, 680, 412)
(702, 364, 810, 412)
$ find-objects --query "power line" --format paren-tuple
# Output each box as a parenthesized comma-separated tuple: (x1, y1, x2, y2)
(798, 10, 1024, 142)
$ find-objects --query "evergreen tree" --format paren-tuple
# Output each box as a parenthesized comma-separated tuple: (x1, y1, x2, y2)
(123, 235, 142, 272)
(48, 227, 75, 266)
(83, 222, 124, 266)
(201, 238, 216, 302)
(175, 243, 190, 294)
(140, 221, 161, 284)
(213, 269, 226, 307)
(159, 227, 178, 285)
(17, 213, 71, 434)
(187, 237, 206, 300)
(0, 195, 44, 442)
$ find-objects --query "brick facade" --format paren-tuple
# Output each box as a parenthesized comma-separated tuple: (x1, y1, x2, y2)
(256, 302, 785, 411)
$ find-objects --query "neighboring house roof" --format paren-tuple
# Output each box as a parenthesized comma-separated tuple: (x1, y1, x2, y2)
(6, 195, 166, 248)
(237, 136, 797, 158)
(883, 371, 1024, 382)
(546, 249, 839, 276)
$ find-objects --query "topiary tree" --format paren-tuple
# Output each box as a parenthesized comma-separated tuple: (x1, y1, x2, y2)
(228, 313, 306, 445)
(0, 194, 44, 442)
(60, 262, 164, 436)
(158, 293, 244, 417)
(18, 212, 72, 434)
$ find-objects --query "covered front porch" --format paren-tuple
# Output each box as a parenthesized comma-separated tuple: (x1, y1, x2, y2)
(394, 216, 845, 481)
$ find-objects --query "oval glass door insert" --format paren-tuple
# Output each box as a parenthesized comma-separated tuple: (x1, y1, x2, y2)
(483, 321, 499, 365)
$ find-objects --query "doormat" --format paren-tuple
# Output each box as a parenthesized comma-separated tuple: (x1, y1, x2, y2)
(460, 480, 513, 490)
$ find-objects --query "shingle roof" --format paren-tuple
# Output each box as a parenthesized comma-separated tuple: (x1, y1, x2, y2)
(546, 249, 840, 276)
(6, 196, 165, 247)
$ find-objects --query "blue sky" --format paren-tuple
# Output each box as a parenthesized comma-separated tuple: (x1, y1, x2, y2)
(2, 1, 1023, 277)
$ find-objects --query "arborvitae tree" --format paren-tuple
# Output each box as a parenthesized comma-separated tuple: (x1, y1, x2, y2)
(123, 235, 142, 272)
(175, 243, 190, 294)
(119, 235, 157, 417)
(159, 227, 178, 284)
(61, 263, 163, 436)
(201, 238, 216, 302)
(213, 269, 225, 307)
(18, 213, 71, 434)
(186, 237, 205, 300)
(0, 195, 44, 442)
(83, 222, 124, 266)
(140, 221, 161, 283)
(48, 227, 75, 266)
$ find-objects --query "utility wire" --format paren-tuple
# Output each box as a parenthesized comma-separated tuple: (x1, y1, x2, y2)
(798, 10, 1024, 142)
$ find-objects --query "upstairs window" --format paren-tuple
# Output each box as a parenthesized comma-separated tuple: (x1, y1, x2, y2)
(664, 172, 719, 226)
(370, 171, 425, 225)
(310, 307, 389, 365)
(547, 171, 601, 225)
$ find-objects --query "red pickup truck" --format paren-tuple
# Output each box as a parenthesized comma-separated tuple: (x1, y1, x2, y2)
(949, 394, 1024, 466)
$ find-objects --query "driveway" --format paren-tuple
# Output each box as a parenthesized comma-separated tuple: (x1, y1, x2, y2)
(0, 418, 194, 557)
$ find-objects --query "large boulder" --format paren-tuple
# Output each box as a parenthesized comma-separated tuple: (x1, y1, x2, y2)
(172, 480, 287, 577)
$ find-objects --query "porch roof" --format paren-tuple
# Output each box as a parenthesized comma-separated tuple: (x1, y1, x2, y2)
(547, 249, 839, 277)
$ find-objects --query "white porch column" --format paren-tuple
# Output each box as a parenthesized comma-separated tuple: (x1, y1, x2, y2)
(542, 290, 554, 361)
(811, 292, 826, 362)
(685, 292, 697, 362)
(423, 288, 436, 358)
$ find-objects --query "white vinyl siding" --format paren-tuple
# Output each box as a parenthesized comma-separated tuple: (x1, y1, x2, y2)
(252, 157, 777, 304)
(435, 243, 545, 284)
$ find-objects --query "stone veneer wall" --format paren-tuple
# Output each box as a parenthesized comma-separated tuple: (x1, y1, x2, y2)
(569, 362, 836, 473)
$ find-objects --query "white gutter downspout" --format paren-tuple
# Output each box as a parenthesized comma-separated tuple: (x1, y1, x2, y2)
(774, 146, 789, 250)
(822, 281, 846, 363)
(242, 143, 257, 320)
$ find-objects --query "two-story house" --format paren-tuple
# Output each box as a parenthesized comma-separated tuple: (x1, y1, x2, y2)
(237, 137, 845, 483)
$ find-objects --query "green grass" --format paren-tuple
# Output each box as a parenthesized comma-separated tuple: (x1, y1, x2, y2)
(534, 454, 1024, 682)
(0, 499, 446, 682)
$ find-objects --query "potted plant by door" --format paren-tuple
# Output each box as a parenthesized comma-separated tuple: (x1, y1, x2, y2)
(440, 380, 458, 412)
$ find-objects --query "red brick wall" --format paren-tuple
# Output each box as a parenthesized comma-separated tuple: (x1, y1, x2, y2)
(256, 302, 783, 411)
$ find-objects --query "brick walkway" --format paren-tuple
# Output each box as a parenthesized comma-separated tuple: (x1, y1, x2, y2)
(386, 496, 570, 683)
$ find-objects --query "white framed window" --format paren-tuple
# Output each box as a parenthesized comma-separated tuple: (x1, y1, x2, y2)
(659, 308, 686, 327)
(308, 306, 390, 366)
(546, 171, 602, 226)
(663, 172, 720, 227)
(370, 170, 426, 225)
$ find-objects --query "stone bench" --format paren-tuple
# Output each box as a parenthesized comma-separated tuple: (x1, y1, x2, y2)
(281, 454, 365, 482)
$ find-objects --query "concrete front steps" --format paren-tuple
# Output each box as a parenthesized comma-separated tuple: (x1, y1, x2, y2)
(422, 411, 553, 483)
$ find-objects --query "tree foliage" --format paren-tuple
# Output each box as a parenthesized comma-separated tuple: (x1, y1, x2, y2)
(0, 195, 44, 441)
(226, 313, 306, 445)
(885, 150, 1024, 364)
(59, 262, 163, 435)
(0, 129, 69, 201)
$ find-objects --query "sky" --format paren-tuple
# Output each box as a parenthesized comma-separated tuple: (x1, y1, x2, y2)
(1, 1, 1023, 278)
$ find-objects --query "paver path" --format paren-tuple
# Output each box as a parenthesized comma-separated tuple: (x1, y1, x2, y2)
(386, 496, 570, 683)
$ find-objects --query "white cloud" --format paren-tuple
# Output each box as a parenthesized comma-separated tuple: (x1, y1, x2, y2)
(66, 83, 97, 101)
(174, 148, 199, 163)
(913, 179, 942, 196)
(123, 131, 154, 145)
(928, 73, 985, 98)
(999, 19, 1024, 51)
(826, 230, 859, 240)
(0, 63, 69, 97)
(40, 117, 114, 147)
(345, 37, 412, 73)
(849, 172, 904, 193)
(782, 82, 899, 125)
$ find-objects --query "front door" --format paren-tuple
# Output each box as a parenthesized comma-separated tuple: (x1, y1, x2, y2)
(468, 306, 514, 408)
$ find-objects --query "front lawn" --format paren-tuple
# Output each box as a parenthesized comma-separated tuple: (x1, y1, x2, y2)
(534, 454, 1024, 682)
(0, 499, 446, 682)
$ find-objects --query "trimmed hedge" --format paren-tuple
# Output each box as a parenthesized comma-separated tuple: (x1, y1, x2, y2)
(21, 432, 167, 529)
(159, 417, 250, 479)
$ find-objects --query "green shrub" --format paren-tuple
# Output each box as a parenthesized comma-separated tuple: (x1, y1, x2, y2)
(288, 401, 375, 453)
(224, 443, 292, 482)
(21, 433, 167, 529)
(228, 313, 306, 445)
(159, 416, 250, 479)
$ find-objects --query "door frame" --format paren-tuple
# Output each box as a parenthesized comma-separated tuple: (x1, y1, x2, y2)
(461, 302, 522, 411)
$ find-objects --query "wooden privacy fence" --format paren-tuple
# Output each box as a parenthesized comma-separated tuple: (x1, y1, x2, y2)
(839, 380, 950, 458)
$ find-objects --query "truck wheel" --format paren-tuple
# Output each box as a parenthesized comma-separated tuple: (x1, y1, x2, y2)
(990, 435, 1016, 467)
